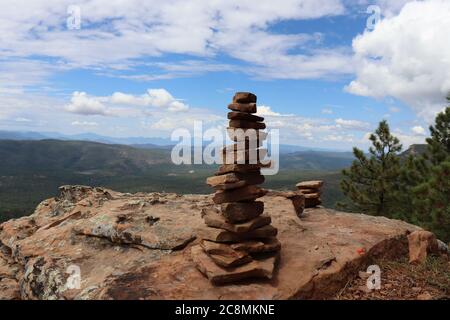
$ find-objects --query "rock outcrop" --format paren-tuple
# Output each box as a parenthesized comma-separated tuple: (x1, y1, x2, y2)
(0, 185, 425, 300)
(407, 230, 440, 264)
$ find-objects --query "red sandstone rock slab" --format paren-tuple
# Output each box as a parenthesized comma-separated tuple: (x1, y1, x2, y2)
(216, 164, 260, 175)
(304, 193, 320, 198)
(73, 213, 196, 251)
(233, 92, 257, 104)
(290, 194, 305, 217)
(200, 240, 252, 268)
(221, 201, 265, 223)
(213, 186, 267, 204)
(228, 103, 257, 114)
(201, 225, 278, 243)
(297, 188, 317, 194)
(304, 193, 322, 208)
(203, 209, 271, 233)
(296, 181, 323, 189)
(223, 142, 262, 152)
(231, 238, 281, 254)
(227, 128, 268, 142)
(216, 163, 271, 175)
(206, 174, 247, 190)
(228, 112, 264, 122)
(207, 172, 264, 190)
(229, 119, 266, 130)
(305, 198, 321, 208)
(222, 149, 268, 165)
(191, 245, 277, 285)
(0, 186, 423, 300)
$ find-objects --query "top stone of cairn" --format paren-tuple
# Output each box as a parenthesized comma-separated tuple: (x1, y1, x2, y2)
(233, 92, 257, 104)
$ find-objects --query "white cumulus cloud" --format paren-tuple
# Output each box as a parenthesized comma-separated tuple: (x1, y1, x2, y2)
(65, 92, 110, 116)
(346, 0, 450, 122)
(111, 89, 189, 112)
(0, 0, 349, 80)
(145, 89, 189, 112)
(65, 88, 189, 116)
(411, 125, 426, 136)
(257, 106, 282, 116)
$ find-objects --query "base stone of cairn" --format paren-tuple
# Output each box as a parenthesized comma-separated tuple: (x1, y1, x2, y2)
(296, 180, 324, 208)
(192, 92, 281, 285)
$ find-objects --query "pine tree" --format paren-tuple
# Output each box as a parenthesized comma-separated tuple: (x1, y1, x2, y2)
(339, 120, 402, 216)
(424, 102, 450, 162)
(412, 103, 450, 242)
(394, 154, 428, 223)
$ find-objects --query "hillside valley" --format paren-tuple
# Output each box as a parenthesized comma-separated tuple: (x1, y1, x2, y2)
(0, 139, 354, 221)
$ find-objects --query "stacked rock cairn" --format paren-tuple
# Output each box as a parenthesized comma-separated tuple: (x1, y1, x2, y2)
(191, 92, 281, 285)
(296, 180, 323, 208)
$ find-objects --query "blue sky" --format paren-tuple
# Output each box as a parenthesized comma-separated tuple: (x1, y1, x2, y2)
(0, 0, 449, 150)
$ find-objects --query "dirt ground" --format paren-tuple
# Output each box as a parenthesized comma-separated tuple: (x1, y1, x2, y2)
(335, 255, 450, 300)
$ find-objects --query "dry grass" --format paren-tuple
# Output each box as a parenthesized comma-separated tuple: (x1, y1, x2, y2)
(335, 255, 450, 300)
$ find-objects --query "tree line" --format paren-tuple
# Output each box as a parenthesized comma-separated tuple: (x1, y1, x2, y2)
(338, 98, 450, 242)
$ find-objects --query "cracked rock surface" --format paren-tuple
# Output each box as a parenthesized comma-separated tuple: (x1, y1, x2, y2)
(0, 185, 421, 300)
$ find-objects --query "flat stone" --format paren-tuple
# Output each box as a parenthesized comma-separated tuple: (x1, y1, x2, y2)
(227, 128, 268, 142)
(203, 209, 271, 233)
(296, 181, 323, 189)
(229, 119, 266, 130)
(221, 201, 265, 223)
(217, 163, 270, 175)
(304, 193, 320, 199)
(208, 172, 264, 189)
(298, 188, 318, 194)
(228, 103, 257, 114)
(289, 194, 305, 217)
(231, 238, 281, 254)
(223, 142, 263, 152)
(201, 225, 278, 242)
(233, 92, 257, 104)
(213, 180, 247, 191)
(304, 194, 321, 208)
(200, 240, 252, 268)
(228, 112, 264, 122)
(213, 185, 267, 204)
(206, 172, 265, 190)
(222, 148, 267, 165)
(206, 174, 247, 190)
(192, 245, 278, 285)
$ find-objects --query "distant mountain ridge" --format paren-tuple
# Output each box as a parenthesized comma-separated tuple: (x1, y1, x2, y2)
(400, 144, 427, 158)
(0, 130, 173, 147)
(0, 139, 355, 173)
(0, 130, 347, 153)
(0, 139, 170, 175)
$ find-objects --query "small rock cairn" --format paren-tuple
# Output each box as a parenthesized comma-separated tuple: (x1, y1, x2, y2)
(296, 180, 323, 208)
(191, 92, 280, 285)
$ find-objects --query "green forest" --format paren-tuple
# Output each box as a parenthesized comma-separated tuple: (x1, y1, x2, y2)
(339, 103, 450, 242)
